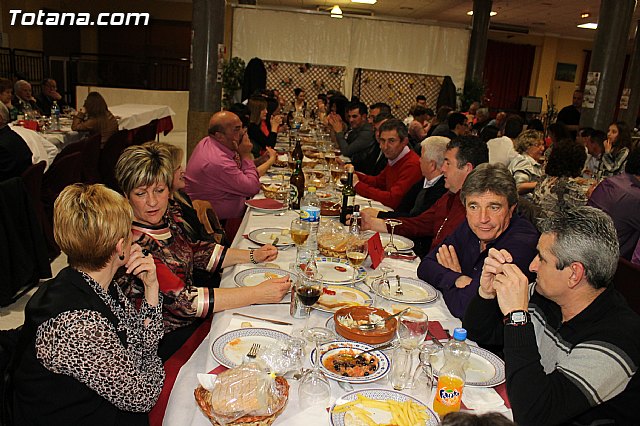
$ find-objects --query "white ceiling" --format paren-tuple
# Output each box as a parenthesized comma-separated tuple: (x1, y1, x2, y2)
(252, 0, 640, 41)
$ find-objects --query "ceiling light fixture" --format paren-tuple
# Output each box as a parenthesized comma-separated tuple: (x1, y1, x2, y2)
(351, 0, 377, 4)
(467, 11, 498, 16)
(330, 5, 343, 18)
(581, 12, 591, 19)
(577, 22, 598, 29)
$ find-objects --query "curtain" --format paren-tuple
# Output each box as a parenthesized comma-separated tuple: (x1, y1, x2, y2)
(484, 40, 536, 111)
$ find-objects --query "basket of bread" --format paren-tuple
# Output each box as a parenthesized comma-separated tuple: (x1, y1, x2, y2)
(195, 363, 289, 426)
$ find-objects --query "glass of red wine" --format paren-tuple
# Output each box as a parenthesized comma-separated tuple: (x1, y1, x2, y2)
(297, 274, 324, 340)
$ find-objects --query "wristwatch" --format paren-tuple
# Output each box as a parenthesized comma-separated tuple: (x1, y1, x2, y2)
(503, 310, 530, 326)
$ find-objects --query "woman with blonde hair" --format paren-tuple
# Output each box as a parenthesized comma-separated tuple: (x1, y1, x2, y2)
(508, 129, 545, 195)
(72, 91, 119, 146)
(13, 184, 163, 425)
(115, 143, 290, 359)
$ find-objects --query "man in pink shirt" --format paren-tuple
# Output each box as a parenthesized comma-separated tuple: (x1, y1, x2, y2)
(184, 111, 261, 220)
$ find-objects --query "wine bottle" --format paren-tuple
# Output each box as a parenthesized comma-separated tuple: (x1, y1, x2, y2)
(289, 160, 305, 210)
(340, 165, 356, 225)
(292, 137, 303, 163)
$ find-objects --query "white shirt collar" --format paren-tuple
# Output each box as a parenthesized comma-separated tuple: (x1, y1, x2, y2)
(388, 146, 410, 167)
(423, 174, 443, 188)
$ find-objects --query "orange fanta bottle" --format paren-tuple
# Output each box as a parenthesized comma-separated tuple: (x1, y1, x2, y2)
(433, 328, 469, 418)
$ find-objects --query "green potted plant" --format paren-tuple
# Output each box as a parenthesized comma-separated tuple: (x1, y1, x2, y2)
(222, 57, 245, 108)
(458, 79, 487, 112)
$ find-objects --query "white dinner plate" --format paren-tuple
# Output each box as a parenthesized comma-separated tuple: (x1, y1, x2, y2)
(210, 328, 290, 368)
(432, 345, 505, 387)
(330, 388, 438, 426)
(315, 257, 367, 285)
(313, 285, 372, 313)
(247, 228, 294, 247)
(378, 233, 414, 252)
(310, 341, 390, 384)
(234, 267, 295, 288)
(376, 277, 439, 304)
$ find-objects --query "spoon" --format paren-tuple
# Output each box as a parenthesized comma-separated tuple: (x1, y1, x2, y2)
(357, 308, 410, 331)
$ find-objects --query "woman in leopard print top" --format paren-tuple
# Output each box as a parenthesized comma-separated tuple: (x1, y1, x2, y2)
(13, 184, 164, 426)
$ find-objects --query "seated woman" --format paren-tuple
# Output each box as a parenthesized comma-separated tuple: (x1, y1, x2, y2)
(508, 129, 545, 196)
(72, 91, 119, 147)
(532, 138, 589, 218)
(13, 184, 163, 425)
(247, 96, 281, 158)
(598, 120, 632, 178)
(114, 144, 291, 360)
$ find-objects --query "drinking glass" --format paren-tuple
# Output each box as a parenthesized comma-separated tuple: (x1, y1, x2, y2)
(290, 218, 310, 267)
(298, 327, 335, 408)
(329, 164, 342, 190)
(276, 182, 290, 209)
(372, 266, 394, 309)
(297, 274, 323, 338)
(345, 235, 368, 287)
(397, 308, 429, 350)
(384, 219, 403, 256)
(390, 346, 413, 391)
(410, 341, 442, 401)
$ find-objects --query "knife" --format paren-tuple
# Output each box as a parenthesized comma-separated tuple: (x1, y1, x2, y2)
(232, 312, 293, 326)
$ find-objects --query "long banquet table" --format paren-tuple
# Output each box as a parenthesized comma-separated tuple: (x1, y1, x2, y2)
(159, 196, 513, 425)
(109, 103, 175, 133)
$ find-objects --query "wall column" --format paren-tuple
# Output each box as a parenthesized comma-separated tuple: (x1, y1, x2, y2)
(580, 0, 636, 130)
(187, 0, 225, 156)
(620, 20, 640, 127)
(464, 0, 493, 91)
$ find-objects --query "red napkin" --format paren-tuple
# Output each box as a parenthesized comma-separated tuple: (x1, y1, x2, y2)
(208, 365, 229, 375)
(368, 233, 384, 269)
(246, 199, 284, 209)
(427, 321, 448, 340)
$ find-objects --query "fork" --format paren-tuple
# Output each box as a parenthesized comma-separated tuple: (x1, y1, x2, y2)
(247, 343, 260, 358)
(395, 275, 403, 296)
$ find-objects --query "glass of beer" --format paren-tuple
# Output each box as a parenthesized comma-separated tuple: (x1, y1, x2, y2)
(290, 218, 310, 268)
(345, 235, 368, 287)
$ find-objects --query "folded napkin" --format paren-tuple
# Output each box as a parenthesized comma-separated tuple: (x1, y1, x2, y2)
(278, 405, 330, 425)
(462, 387, 507, 412)
(223, 316, 293, 335)
(246, 198, 284, 209)
(427, 321, 448, 340)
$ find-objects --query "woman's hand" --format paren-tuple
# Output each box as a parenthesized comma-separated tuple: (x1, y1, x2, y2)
(603, 138, 613, 154)
(125, 244, 160, 306)
(253, 276, 292, 304)
(254, 245, 278, 262)
(270, 114, 282, 131)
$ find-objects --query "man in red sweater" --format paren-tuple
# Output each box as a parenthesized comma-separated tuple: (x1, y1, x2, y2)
(361, 135, 488, 256)
(353, 119, 422, 210)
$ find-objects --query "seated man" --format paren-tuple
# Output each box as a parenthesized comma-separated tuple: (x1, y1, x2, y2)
(588, 146, 640, 260)
(583, 129, 606, 178)
(361, 136, 488, 257)
(352, 119, 422, 210)
(487, 115, 521, 166)
(12, 80, 41, 116)
(432, 111, 467, 140)
(184, 111, 270, 220)
(328, 101, 375, 173)
(418, 163, 539, 319)
(35, 78, 67, 116)
(464, 206, 640, 425)
(366, 135, 449, 219)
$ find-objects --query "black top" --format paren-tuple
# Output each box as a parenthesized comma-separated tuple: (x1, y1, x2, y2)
(379, 175, 447, 219)
(557, 105, 581, 126)
(35, 93, 67, 117)
(247, 122, 276, 158)
(0, 126, 32, 181)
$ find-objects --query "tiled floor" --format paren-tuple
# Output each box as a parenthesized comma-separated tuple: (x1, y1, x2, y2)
(0, 131, 187, 330)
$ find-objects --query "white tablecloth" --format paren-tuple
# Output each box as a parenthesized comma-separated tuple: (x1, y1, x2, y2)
(162, 202, 511, 425)
(9, 125, 60, 171)
(109, 104, 175, 131)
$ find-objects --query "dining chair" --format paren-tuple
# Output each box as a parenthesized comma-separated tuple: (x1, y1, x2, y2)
(613, 256, 640, 316)
(98, 130, 130, 192)
(42, 152, 83, 226)
(80, 133, 102, 184)
(132, 119, 159, 145)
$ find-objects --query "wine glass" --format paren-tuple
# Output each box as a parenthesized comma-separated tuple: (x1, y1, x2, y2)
(296, 274, 323, 338)
(384, 219, 403, 256)
(410, 341, 443, 401)
(397, 308, 429, 350)
(329, 164, 342, 190)
(298, 327, 335, 409)
(290, 218, 310, 268)
(345, 235, 368, 287)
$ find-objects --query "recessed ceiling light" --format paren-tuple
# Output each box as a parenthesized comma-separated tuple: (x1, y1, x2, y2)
(577, 22, 598, 29)
(581, 12, 591, 19)
(330, 5, 343, 18)
(467, 11, 498, 16)
(352, 0, 377, 4)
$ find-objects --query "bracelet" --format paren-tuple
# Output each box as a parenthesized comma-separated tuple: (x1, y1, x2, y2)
(250, 249, 259, 264)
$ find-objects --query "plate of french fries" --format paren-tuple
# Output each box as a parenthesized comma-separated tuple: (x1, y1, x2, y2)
(330, 389, 438, 426)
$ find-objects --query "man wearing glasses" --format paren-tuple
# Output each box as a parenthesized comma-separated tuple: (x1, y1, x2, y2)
(352, 118, 422, 210)
(185, 111, 272, 220)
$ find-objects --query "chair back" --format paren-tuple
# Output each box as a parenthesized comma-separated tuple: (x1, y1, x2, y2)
(613, 257, 640, 316)
(0, 328, 22, 426)
(99, 130, 130, 192)
(80, 134, 102, 184)
(53, 138, 88, 163)
(42, 152, 83, 226)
